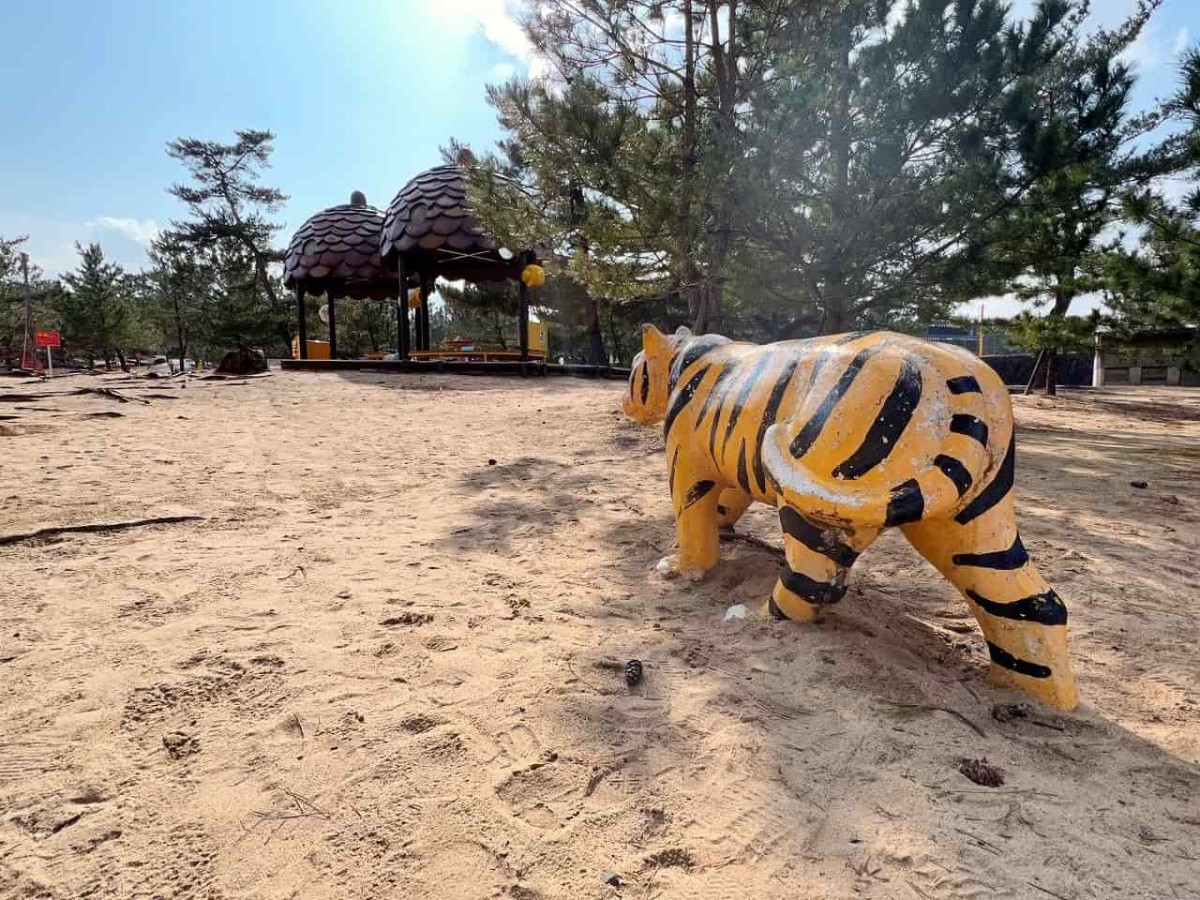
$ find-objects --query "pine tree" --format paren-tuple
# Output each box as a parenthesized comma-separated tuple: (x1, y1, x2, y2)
(463, 0, 768, 334)
(166, 130, 289, 353)
(981, 1, 1165, 393)
(146, 232, 213, 373)
(1100, 46, 1200, 362)
(59, 243, 135, 369)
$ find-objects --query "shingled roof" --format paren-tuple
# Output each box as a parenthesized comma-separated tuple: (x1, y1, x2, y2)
(380, 165, 523, 283)
(283, 192, 394, 300)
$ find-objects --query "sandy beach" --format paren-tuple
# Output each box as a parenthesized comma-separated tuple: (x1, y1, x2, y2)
(1, 371, 1197, 899)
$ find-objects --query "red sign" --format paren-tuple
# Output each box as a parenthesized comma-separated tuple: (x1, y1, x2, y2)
(35, 331, 61, 348)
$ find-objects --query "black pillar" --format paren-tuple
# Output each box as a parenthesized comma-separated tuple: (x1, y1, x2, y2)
(419, 272, 433, 351)
(327, 296, 338, 359)
(518, 278, 530, 362)
(397, 264, 410, 360)
(296, 286, 308, 360)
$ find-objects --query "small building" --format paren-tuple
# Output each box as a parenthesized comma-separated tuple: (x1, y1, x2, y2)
(1093, 327, 1199, 387)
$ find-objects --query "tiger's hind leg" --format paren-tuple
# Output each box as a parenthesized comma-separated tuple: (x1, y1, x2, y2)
(901, 491, 1077, 711)
(716, 489, 753, 533)
(770, 505, 879, 623)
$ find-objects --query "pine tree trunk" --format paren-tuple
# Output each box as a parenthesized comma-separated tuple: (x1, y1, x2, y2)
(585, 294, 607, 365)
(823, 14, 853, 336)
(679, 0, 702, 330)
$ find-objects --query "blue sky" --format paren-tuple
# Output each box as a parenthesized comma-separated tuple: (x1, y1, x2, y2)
(0, 0, 1195, 317)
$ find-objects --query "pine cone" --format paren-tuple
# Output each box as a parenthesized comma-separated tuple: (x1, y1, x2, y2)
(625, 659, 644, 687)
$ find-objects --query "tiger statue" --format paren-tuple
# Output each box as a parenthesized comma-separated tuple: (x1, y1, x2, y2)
(623, 324, 1077, 711)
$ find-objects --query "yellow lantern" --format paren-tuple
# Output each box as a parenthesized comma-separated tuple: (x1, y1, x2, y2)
(408, 288, 422, 309)
(520, 264, 546, 288)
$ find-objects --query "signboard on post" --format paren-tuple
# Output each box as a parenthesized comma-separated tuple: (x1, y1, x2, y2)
(34, 331, 60, 375)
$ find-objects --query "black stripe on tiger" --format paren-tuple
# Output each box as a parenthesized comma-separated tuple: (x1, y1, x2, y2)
(790, 348, 876, 458)
(682, 480, 717, 511)
(950, 414, 989, 447)
(675, 337, 722, 379)
(953, 535, 1029, 570)
(955, 433, 1015, 525)
(968, 587, 1067, 626)
(832, 359, 923, 480)
(986, 641, 1052, 679)
(885, 478, 925, 526)
(663, 366, 710, 440)
(781, 568, 847, 605)
(935, 454, 973, 497)
(721, 353, 774, 458)
(752, 358, 801, 494)
(946, 375, 982, 395)
(694, 365, 734, 428)
(779, 506, 859, 568)
(736, 441, 751, 494)
(833, 331, 869, 345)
(668, 446, 680, 497)
(639, 362, 649, 406)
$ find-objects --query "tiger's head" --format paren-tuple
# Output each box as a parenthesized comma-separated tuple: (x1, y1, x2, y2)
(622, 324, 691, 425)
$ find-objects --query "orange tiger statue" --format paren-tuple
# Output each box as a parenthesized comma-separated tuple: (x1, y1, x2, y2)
(623, 325, 1077, 711)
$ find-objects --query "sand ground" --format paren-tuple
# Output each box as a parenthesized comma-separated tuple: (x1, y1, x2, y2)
(1, 370, 1198, 900)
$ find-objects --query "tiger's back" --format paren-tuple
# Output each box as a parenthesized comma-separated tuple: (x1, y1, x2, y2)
(657, 330, 1012, 530)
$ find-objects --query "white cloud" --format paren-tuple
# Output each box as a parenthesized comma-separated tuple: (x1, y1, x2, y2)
(90, 216, 160, 245)
(426, 0, 531, 57)
(426, 0, 547, 79)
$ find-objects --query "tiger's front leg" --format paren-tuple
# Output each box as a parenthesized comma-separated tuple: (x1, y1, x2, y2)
(657, 446, 723, 580)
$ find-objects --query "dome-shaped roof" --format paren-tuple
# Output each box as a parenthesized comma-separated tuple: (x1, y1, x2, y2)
(381, 164, 521, 282)
(284, 193, 393, 300)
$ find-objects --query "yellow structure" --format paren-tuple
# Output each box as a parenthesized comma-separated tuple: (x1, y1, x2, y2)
(520, 264, 547, 288)
(623, 325, 1077, 710)
(526, 320, 548, 357)
(291, 337, 331, 360)
(408, 321, 549, 362)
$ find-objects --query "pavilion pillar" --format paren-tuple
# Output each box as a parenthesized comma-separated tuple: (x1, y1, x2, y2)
(328, 296, 338, 359)
(517, 264, 530, 362)
(296, 286, 308, 360)
(419, 272, 433, 351)
(397, 263, 410, 360)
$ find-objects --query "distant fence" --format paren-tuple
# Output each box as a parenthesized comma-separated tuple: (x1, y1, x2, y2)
(980, 353, 1093, 387)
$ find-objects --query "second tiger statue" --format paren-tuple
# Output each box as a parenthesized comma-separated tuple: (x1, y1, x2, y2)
(623, 325, 1078, 711)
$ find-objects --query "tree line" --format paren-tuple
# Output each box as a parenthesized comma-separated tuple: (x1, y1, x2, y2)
(1, 131, 292, 371)
(4, 0, 1198, 388)
(459, 0, 1200, 384)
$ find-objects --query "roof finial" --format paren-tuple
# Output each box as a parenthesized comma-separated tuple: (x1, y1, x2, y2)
(350, 190, 367, 207)
(456, 147, 477, 167)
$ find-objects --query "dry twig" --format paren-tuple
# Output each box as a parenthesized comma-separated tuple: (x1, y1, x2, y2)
(0, 515, 204, 547)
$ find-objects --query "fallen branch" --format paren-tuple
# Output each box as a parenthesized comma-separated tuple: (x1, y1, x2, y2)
(0, 515, 204, 547)
(75, 387, 150, 404)
(880, 700, 987, 738)
(1027, 881, 1073, 900)
(719, 531, 785, 559)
